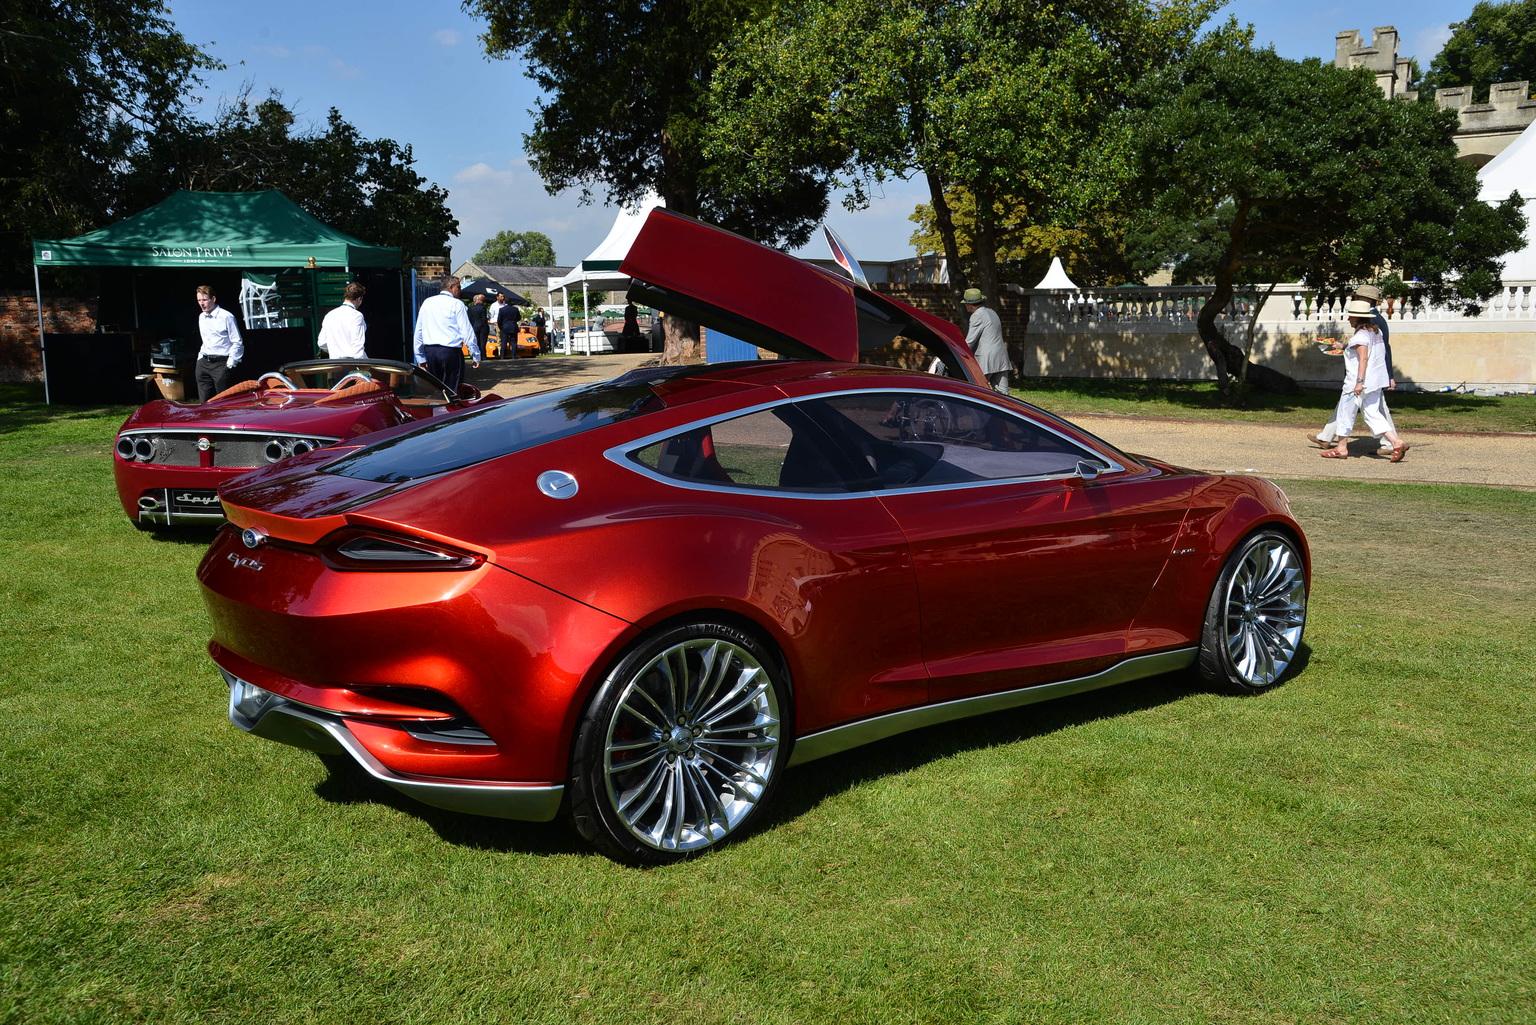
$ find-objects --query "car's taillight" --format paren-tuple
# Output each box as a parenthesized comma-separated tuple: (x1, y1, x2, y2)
(316, 528, 485, 572)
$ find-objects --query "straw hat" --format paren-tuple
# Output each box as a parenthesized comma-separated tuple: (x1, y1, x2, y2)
(962, 288, 985, 304)
(1343, 298, 1375, 318)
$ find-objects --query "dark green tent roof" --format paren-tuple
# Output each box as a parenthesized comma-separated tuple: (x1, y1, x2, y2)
(32, 190, 401, 269)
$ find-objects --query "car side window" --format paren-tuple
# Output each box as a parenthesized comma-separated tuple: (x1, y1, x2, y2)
(633, 406, 868, 492)
(802, 393, 1094, 488)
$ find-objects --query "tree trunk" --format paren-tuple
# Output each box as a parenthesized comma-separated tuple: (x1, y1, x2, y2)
(655, 176, 702, 365)
(1199, 203, 1301, 398)
(661, 315, 702, 365)
(924, 168, 969, 316)
(971, 179, 1001, 316)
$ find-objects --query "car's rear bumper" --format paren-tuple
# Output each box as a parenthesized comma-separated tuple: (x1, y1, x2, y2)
(224, 669, 565, 822)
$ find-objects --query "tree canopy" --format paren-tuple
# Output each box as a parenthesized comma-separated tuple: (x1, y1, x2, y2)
(121, 92, 457, 262)
(463, 0, 827, 249)
(0, 0, 218, 283)
(708, 0, 1224, 316)
(475, 230, 557, 266)
(1131, 45, 1526, 394)
(1423, 0, 1536, 103)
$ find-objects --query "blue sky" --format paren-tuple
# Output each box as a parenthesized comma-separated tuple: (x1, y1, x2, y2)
(166, 0, 1465, 266)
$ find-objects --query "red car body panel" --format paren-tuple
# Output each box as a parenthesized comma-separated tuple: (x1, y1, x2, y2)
(197, 215, 1309, 842)
(114, 360, 496, 527)
(622, 209, 986, 383)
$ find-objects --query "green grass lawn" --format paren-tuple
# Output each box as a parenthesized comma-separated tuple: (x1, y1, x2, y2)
(1011, 377, 1536, 433)
(2, 396, 1533, 1024)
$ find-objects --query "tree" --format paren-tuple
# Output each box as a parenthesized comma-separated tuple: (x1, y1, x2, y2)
(908, 186, 1144, 287)
(707, 0, 1222, 320)
(463, 0, 829, 363)
(0, 0, 218, 283)
(121, 92, 457, 262)
(474, 230, 556, 265)
(1131, 46, 1526, 396)
(1423, 0, 1536, 103)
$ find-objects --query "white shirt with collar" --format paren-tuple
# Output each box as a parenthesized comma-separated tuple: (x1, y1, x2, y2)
(413, 292, 480, 363)
(318, 300, 368, 359)
(198, 303, 244, 367)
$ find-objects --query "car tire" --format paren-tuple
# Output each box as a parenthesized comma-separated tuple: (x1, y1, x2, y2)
(1197, 529, 1308, 694)
(568, 621, 790, 865)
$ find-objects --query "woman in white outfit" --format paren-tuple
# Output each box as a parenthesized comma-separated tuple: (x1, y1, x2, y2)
(1322, 299, 1409, 462)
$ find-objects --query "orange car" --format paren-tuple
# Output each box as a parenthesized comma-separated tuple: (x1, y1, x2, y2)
(515, 324, 541, 357)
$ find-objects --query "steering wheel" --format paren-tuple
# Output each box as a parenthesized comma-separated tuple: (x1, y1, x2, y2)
(258, 372, 297, 390)
(329, 371, 374, 391)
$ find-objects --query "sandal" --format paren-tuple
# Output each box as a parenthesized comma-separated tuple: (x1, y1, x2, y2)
(1320, 449, 1349, 459)
(1305, 433, 1333, 448)
(1390, 443, 1411, 463)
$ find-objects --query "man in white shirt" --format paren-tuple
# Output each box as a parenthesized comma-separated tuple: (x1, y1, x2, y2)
(413, 275, 480, 393)
(317, 283, 369, 359)
(195, 285, 244, 401)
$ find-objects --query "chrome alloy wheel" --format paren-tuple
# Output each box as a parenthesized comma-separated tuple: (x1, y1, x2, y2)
(601, 637, 782, 853)
(1215, 533, 1307, 688)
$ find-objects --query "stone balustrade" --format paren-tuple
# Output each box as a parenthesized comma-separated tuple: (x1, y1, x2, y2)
(1008, 282, 1536, 392)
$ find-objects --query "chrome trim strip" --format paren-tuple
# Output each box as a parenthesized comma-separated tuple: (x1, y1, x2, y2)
(602, 386, 1123, 501)
(118, 427, 344, 441)
(222, 672, 564, 822)
(787, 648, 1197, 767)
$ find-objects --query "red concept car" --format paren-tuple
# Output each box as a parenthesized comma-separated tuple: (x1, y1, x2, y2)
(199, 210, 1309, 864)
(114, 360, 495, 528)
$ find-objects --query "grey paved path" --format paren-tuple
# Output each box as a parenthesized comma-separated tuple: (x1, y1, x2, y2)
(467, 356, 1536, 490)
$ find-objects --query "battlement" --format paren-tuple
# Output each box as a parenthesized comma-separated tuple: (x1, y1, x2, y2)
(1336, 26, 1535, 165)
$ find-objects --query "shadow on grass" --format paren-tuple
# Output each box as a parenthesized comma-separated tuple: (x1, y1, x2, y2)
(1016, 377, 1511, 418)
(303, 649, 1313, 860)
(0, 384, 134, 435)
(140, 525, 224, 546)
(311, 754, 587, 858)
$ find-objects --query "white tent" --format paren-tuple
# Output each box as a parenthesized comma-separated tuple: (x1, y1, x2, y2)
(1478, 119, 1536, 282)
(1033, 256, 1080, 290)
(548, 192, 663, 352)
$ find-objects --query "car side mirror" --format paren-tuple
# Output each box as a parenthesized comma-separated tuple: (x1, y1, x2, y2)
(1075, 459, 1103, 482)
(456, 384, 480, 402)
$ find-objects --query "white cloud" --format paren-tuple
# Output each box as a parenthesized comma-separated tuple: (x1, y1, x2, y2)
(328, 57, 361, 79)
(435, 29, 460, 46)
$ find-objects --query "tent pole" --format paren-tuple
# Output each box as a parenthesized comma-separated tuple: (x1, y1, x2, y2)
(34, 265, 50, 405)
(131, 272, 140, 328)
(582, 282, 590, 355)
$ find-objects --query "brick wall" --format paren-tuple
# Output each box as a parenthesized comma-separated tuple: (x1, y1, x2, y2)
(877, 283, 1029, 365)
(0, 291, 98, 383)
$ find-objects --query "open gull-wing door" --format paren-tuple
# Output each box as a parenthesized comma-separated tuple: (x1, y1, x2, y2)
(621, 209, 983, 383)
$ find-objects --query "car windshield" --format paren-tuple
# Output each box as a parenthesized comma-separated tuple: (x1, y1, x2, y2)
(283, 363, 449, 402)
(323, 376, 670, 483)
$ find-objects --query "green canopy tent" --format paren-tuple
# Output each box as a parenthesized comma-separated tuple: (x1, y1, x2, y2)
(32, 189, 401, 269)
(30, 190, 404, 403)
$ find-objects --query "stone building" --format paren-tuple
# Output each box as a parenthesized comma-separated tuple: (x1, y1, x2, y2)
(452, 262, 572, 309)
(1336, 25, 1536, 166)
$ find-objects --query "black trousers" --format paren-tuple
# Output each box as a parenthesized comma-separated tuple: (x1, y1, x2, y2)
(421, 345, 465, 394)
(195, 354, 231, 402)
